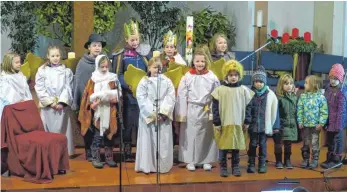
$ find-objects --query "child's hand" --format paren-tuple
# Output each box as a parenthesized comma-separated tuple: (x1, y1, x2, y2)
(299, 125, 304, 129)
(56, 104, 64, 111)
(50, 103, 57, 110)
(316, 124, 322, 131)
(91, 98, 101, 110)
(243, 124, 249, 131)
(110, 97, 118, 103)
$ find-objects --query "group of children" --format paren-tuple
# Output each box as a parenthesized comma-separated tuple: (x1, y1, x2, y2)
(0, 19, 346, 179)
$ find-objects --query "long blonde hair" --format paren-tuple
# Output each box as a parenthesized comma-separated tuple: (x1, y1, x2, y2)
(1, 52, 21, 74)
(305, 75, 322, 93)
(276, 74, 295, 96)
(209, 33, 228, 53)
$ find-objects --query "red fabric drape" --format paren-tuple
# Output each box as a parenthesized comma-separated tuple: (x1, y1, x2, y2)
(1, 100, 69, 183)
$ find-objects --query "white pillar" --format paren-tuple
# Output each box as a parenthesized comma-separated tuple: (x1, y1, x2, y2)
(332, 1, 345, 56)
(247, 1, 255, 51)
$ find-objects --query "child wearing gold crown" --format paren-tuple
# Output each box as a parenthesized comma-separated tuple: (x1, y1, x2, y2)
(111, 20, 151, 161)
(211, 60, 254, 177)
(160, 30, 187, 72)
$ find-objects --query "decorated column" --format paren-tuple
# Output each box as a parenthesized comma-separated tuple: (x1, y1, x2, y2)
(186, 16, 194, 66)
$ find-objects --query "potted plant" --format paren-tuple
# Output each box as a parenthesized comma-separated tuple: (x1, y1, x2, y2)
(175, 7, 236, 51)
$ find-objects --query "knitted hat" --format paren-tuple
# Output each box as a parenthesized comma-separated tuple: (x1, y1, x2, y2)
(329, 63, 345, 82)
(252, 65, 267, 84)
(222, 59, 244, 80)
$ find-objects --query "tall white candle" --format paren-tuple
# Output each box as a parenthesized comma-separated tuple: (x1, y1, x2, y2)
(257, 10, 263, 27)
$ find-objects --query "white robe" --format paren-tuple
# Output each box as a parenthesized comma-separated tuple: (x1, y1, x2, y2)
(135, 75, 175, 173)
(175, 70, 220, 164)
(0, 71, 32, 122)
(34, 65, 75, 156)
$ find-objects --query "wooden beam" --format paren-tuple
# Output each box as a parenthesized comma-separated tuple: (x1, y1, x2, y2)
(72, 2, 94, 58)
(254, 1, 268, 50)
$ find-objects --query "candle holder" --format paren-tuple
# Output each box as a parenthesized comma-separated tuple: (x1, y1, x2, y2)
(253, 24, 267, 66)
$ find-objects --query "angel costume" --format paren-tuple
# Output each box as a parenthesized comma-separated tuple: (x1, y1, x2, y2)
(78, 55, 119, 168)
(135, 74, 175, 173)
(34, 64, 75, 156)
(175, 69, 220, 166)
(0, 71, 32, 121)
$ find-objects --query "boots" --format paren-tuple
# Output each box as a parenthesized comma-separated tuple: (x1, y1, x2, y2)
(309, 150, 320, 169)
(247, 157, 256, 173)
(231, 150, 241, 177)
(105, 146, 117, 167)
(275, 153, 284, 169)
(284, 153, 293, 169)
(284, 143, 293, 169)
(324, 155, 342, 169)
(91, 148, 104, 169)
(84, 133, 93, 162)
(219, 158, 228, 177)
(300, 147, 310, 168)
(124, 143, 134, 162)
(320, 152, 332, 169)
(258, 160, 267, 174)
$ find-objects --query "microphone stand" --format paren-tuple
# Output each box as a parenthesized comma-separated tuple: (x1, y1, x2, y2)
(239, 40, 273, 64)
(116, 80, 125, 192)
(154, 70, 162, 192)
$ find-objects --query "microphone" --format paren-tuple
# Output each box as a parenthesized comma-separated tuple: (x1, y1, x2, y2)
(267, 34, 280, 43)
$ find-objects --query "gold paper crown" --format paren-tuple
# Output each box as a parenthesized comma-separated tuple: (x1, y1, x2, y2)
(163, 30, 177, 46)
(124, 20, 139, 38)
(222, 60, 244, 80)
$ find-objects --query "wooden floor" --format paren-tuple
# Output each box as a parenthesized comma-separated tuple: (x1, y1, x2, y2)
(1, 140, 347, 192)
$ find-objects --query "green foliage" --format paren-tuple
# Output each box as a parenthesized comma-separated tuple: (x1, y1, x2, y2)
(34, 2, 73, 47)
(175, 8, 236, 49)
(128, 1, 181, 50)
(1, 1, 39, 60)
(94, 1, 124, 34)
(267, 37, 317, 54)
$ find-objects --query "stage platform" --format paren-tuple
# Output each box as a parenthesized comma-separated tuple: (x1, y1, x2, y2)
(1, 140, 347, 192)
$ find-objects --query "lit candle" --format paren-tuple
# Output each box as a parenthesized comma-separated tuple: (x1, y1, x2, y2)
(153, 51, 161, 58)
(68, 52, 75, 59)
(257, 10, 263, 27)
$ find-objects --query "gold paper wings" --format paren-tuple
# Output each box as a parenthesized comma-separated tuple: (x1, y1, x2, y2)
(164, 62, 189, 89)
(124, 62, 190, 98)
(210, 58, 226, 80)
(124, 64, 147, 98)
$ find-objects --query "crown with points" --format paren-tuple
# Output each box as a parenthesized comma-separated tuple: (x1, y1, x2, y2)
(163, 30, 177, 47)
(124, 20, 139, 38)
